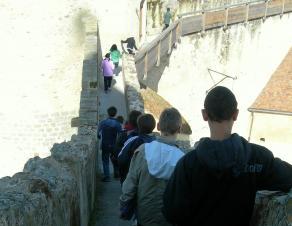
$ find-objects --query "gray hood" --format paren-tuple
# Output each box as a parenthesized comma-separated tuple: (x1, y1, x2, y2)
(196, 134, 251, 177)
(144, 141, 184, 180)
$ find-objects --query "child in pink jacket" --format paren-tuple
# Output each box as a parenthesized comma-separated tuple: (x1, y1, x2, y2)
(101, 53, 114, 92)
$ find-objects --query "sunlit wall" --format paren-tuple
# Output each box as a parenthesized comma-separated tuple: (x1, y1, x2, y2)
(0, 0, 93, 177)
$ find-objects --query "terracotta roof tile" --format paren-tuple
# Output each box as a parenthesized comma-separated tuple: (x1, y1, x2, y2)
(249, 47, 292, 115)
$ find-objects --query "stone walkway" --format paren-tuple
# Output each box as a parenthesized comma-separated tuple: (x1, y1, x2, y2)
(91, 66, 132, 226)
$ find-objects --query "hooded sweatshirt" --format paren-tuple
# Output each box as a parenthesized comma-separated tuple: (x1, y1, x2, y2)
(101, 58, 114, 76)
(163, 134, 292, 226)
(121, 137, 184, 226)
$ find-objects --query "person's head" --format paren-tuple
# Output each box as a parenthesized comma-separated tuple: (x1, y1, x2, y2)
(110, 44, 118, 52)
(105, 53, 110, 59)
(107, 106, 117, 117)
(167, 7, 170, 12)
(116, 115, 124, 124)
(137, 114, 156, 135)
(128, 110, 142, 129)
(158, 108, 182, 136)
(202, 86, 238, 123)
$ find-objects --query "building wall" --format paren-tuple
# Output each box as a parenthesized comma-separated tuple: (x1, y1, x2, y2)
(250, 113, 292, 163)
(0, 0, 94, 177)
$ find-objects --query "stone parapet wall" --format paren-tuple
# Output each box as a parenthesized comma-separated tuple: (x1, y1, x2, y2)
(0, 13, 99, 226)
(122, 54, 144, 113)
(252, 191, 292, 226)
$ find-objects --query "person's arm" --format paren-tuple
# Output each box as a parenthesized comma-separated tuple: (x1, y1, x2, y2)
(120, 148, 142, 205)
(162, 157, 193, 225)
(110, 60, 114, 70)
(97, 120, 105, 139)
(120, 40, 127, 53)
(118, 137, 141, 168)
(256, 147, 292, 192)
(133, 40, 138, 50)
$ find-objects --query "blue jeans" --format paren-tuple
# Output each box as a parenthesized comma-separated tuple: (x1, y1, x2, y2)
(102, 148, 110, 178)
(104, 76, 112, 91)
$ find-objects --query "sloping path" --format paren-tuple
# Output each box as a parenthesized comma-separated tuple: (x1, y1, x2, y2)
(91, 67, 132, 226)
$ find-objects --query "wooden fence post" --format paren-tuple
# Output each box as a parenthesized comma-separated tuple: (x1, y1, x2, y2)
(224, 7, 229, 31)
(281, 0, 285, 17)
(263, 0, 268, 22)
(201, 11, 206, 35)
(245, 3, 249, 25)
(176, 21, 181, 43)
(168, 30, 173, 54)
(144, 52, 148, 79)
(156, 40, 161, 67)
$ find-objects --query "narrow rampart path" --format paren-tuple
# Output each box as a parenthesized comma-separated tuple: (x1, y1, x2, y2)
(91, 66, 132, 226)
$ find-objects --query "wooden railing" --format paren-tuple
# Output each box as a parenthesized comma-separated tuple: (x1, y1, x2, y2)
(135, 0, 292, 77)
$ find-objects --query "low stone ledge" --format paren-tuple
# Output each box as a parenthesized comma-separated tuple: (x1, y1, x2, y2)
(251, 191, 292, 226)
(0, 172, 53, 226)
(0, 126, 97, 226)
(122, 54, 144, 113)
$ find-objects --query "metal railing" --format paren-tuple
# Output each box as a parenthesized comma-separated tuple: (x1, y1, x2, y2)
(135, 0, 292, 77)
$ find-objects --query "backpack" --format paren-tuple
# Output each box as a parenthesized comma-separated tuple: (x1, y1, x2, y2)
(118, 134, 155, 183)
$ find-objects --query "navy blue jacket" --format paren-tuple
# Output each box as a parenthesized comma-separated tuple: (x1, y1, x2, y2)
(98, 118, 122, 150)
(118, 134, 155, 183)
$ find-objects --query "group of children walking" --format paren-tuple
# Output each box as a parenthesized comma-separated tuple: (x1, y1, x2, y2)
(101, 44, 121, 93)
(97, 86, 292, 226)
(101, 38, 139, 93)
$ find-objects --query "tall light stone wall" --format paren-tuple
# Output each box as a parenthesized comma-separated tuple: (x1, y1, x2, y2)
(0, 1, 97, 177)
(95, 0, 147, 53)
(0, 10, 99, 225)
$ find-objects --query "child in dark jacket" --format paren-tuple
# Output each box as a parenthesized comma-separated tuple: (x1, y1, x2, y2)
(118, 113, 156, 184)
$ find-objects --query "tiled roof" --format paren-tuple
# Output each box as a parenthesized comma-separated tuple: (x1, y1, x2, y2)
(249, 48, 292, 115)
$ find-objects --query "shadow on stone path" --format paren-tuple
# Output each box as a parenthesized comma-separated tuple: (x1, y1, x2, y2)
(90, 66, 132, 226)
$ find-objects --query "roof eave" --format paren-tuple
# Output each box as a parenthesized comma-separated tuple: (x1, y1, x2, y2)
(248, 108, 292, 116)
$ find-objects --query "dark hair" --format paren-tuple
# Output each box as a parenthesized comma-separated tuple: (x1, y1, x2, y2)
(110, 44, 118, 52)
(128, 110, 142, 128)
(116, 115, 124, 124)
(137, 114, 156, 134)
(167, 8, 170, 11)
(159, 108, 182, 135)
(105, 53, 110, 59)
(107, 106, 117, 117)
(204, 86, 237, 122)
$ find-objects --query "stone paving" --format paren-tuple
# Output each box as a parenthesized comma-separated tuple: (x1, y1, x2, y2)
(92, 65, 132, 226)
